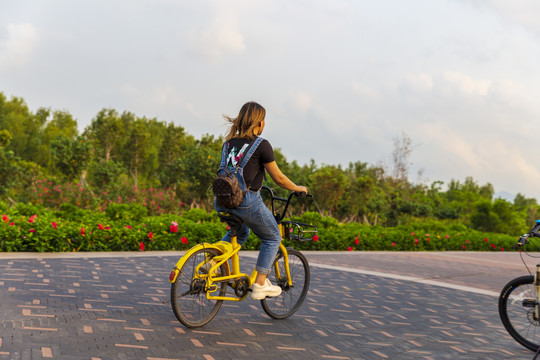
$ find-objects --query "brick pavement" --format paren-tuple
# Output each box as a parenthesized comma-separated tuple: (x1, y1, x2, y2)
(0, 251, 537, 360)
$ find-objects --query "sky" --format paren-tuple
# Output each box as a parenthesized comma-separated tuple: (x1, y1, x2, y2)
(2, 0, 540, 200)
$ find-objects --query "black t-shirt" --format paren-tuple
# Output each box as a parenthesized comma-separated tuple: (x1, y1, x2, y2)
(224, 137, 275, 191)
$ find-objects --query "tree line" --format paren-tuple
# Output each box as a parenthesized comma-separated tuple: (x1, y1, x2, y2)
(0, 92, 538, 235)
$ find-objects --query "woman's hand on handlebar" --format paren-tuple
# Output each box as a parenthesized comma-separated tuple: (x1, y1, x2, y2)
(295, 186, 308, 196)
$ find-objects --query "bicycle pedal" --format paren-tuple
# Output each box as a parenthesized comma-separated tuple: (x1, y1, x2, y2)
(522, 299, 537, 307)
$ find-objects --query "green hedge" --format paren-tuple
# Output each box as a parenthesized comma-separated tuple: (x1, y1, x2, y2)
(0, 207, 519, 252)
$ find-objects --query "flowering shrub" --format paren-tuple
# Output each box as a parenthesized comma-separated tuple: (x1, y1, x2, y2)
(0, 208, 221, 252)
(0, 207, 519, 252)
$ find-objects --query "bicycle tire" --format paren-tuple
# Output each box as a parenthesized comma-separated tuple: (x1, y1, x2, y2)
(170, 248, 228, 328)
(499, 275, 540, 351)
(261, 248, 310, 319)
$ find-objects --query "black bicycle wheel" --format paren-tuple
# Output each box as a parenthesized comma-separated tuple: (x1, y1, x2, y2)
(261, 248, 310, 319)
(499, 275, 540, 351)
(170, 248, 228, 328)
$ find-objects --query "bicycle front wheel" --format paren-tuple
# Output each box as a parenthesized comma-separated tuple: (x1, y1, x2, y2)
(499, 275, 540, 351)
(170, 248, 228, 328)
(261, 248, 310, 319)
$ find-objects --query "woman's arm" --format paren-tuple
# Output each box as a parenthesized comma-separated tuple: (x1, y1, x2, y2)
(264, 161, 307, 194)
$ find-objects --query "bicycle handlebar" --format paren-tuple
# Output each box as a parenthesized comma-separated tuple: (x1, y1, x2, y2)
(514, 222, 540, 248)
(260, 186, 312, 223)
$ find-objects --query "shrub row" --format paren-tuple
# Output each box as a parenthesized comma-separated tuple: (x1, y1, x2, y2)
(0, 203, 519, 252)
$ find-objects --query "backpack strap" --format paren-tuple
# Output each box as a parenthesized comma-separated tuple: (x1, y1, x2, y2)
(238, 137, 264, 170)
(218, 142, 228, 169)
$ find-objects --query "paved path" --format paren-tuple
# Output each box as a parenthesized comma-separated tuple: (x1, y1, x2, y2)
(0, 251, 538, 359)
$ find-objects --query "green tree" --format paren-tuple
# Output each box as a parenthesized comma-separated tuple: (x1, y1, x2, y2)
(50, 136, 91, 181)
(159, 123, 189, 165)
(309, 165, 349, 216)
(173, 135, 222, 207)
(121, 118, 151, 187)
(0, 129, 12, 148)
(84, 109, 123, 162)
(36, 110, 79, 171)
(87, 160, 126, 188)
(514, 193, 539, 226)
(0, 94, 46, 161)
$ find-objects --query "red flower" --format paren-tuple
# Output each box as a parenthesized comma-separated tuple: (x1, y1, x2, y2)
(347, 246, 353, 251)
(51, 221, 58, 230)
(125, 225, 132, 229)
(98, 223, 105, 230)
(411, 232, 416, 236)
(181, 237, 188, 245)
(484, 238, 488, 242)
(491, 243, 496, 249)
(414, 239, 419, 245)
(29, 229, 35, 233)
(2, 214, 8, 223)
(392, 242, 396, 247)
(354, 237, 359, 245)
(139, 242, 145, 251)
(466, 240, 470, 244)
(170, 224, 178, 233)
(462, 245, 466, 250)
(426, 238, 430, 242)
(313, 235, 319, 242)
(501, 247, 505, 251)
(445, 235, 450, 239)
(28, 215, 37, 223)
(149, 232, 154, 240)
(9, 222, 14, 226)
(81, 227, 85, 235)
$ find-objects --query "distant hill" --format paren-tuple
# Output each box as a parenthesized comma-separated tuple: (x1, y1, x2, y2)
(494, 191, 515, 202)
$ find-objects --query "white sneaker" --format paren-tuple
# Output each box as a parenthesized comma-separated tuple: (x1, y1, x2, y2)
(250, 278, 282, 300)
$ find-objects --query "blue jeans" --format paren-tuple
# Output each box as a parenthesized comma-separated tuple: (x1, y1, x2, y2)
(215, 191, 281, 275)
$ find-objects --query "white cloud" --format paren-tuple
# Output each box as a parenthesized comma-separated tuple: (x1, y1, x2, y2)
(291, 91, 312, 114)
(185, 13, 246, 63)
(443, 71, 491, 96)
(0, 23, 39, 69)
(477, 0, 540, 36)
(403, 74, 433, 92)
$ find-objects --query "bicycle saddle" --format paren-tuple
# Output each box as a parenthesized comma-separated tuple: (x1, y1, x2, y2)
(217, 212, 243, 228)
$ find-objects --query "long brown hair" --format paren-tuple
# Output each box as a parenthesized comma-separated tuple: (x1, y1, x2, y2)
(224, 102, 266, 141)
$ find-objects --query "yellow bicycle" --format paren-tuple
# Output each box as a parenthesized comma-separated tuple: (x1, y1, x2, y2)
(168, 186, 317, 328)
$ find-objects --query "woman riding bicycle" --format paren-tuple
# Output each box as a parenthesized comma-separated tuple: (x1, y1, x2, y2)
(215, 101, 308, 300)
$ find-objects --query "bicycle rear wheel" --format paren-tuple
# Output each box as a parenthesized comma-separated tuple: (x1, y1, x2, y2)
(261, 248, 310, 319)
(499, 275, 540, 351)
(170, 248, 228, 328)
